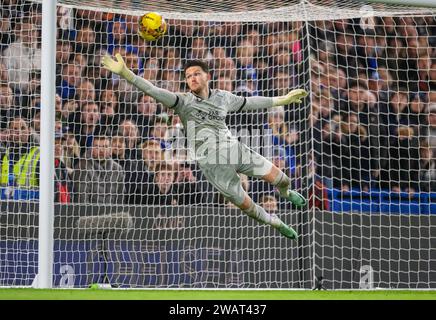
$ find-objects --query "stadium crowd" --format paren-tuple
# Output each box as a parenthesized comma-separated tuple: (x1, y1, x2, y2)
(0, 1, 435, 210)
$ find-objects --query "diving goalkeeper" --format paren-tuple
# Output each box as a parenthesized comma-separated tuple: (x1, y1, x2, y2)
(102, 54, 308, 240)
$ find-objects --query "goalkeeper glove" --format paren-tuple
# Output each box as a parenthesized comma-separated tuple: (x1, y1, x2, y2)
(101, 53, 135, 82)
(272, 88, 308, 106)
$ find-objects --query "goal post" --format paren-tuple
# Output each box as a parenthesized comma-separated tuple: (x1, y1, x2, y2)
(37, 0, 57, 289)
(0, 0, 436, 289)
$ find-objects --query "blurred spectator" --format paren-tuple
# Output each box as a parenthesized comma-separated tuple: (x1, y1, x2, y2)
(264, 106, 298, 174)
(72, 53, 88, 77)
(117, 119, 141, 160)
(355, 30, 378, 78)
(326, 66, 347, 99)
(211, 46, 227, 63)
(367, 67, 394, 104)
(125, 139, 162, 204)
(62, 131, 80, 175)
(69, 102, 100, 154)
(381, 120, 420, 193)
(215, 75, 234, 92)
(245, 27, 262, 56)
(340, 83, 371, 125)
(96, 88, 120, 136)
(162, 47, 183, 72)
(141, 139, 164, 175)
(106, 18, 136, 55)
(415, 53, 433, 93)
(263, 33, 281, 59)
(1, 17, 41, 95)
(138, 162, 178, 206)
(0, 117, 40, 194)
(312, 90, 339, 176)
(115, 50, 141, 105)
(72, 135, 125, 204)
(214, 57, 237, 80)
(208, 21, 241, 49)
(149, 113, 171, 150)
(333, 32, 359, 79)
(0, 61, 8, 84)
(54, 93, 63, 116)
(159, 69, 182, 92)
(419, 141, 436, 192)
(111, 134, 129, 171)
(259, 194, 278, 213)
(273, 48, 293, 74)
(29, 110, 40, 143)
(54, 130, 73, 203)
(132, 94, 161, 139)
(387, 91, 410, 135)
(75, 79, 96, 105)
(61, 99, 79, 123)
(270, 70, 293, 97)
(425, 102, 436, 155)
(408, 94, 428, 128)
(188, 37, 214, 63)
(86, 47, 112, 92)
(164, 19, 196, 50)
(55, 39, 72, 69)
(57, 63, 82, 101)
(0, 15, 12, 52)
(74, 25, 96, 57)
(141, 57, 160, 83)
(339, 112, 371, 191)
(429, 62, 436, 91)
(0, 84, 15, 131)
(235, 38, 258, 95)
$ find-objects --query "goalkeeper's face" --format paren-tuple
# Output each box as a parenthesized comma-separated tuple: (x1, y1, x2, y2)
(185, 66, 210, 94)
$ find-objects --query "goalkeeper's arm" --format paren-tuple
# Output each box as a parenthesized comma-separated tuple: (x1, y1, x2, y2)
(101, 53, 178, 108)
(241, 88, 308, 111)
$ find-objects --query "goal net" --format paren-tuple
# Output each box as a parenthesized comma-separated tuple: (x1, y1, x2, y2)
(0, 0, 435, 289)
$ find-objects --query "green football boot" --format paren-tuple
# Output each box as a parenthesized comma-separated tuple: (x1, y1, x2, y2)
(280, 189, 307, 207)
(278, 221, 298, 240)
(271, 214, 298, 240)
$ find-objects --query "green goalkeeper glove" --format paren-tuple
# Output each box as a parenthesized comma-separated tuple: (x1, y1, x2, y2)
(272, 88, 308, 106)
(101, 53, 135, 82)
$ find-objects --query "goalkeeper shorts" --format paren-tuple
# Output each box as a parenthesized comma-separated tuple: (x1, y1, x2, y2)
(197, 142, 273, 206)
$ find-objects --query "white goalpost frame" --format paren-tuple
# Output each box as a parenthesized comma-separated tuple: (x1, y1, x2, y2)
(37, 0, 57, 289)
(365, 0, 436, 8)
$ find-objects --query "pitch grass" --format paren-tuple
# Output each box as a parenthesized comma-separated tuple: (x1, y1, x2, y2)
(0, 289, 436, 300)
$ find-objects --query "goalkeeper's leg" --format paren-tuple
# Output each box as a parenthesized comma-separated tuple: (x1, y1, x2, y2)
(199, 160, 297, 240)
(235, 194, 298, 240)
(262, 165, 307, 207)
(237, 143, 306, 207)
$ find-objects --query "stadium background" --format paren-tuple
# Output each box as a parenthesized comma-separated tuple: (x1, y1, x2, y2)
(0, 0, 436, 293)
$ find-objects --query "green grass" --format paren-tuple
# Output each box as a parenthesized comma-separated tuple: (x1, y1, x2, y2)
(0, 289, 435, 300)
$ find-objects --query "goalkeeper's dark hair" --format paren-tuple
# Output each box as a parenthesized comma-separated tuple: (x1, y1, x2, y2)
(183, 60, 210, 76)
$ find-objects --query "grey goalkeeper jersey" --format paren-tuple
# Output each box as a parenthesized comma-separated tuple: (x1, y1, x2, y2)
(130, 75, 274, 156)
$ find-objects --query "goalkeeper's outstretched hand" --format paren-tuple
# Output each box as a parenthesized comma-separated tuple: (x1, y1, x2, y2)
(273, 88, 308, 106)
(101, 53, 134, 82)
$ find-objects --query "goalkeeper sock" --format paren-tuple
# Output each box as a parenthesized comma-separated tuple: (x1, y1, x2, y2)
(270, 170, 291, 196)
(243, 201, 281, 228)
(270, 172, 306, 207)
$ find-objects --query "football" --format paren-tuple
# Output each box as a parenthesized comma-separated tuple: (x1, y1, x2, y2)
(138, 12, 167, 41)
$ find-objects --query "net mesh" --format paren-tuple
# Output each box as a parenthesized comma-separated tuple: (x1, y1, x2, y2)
(0, 0, 435, 289)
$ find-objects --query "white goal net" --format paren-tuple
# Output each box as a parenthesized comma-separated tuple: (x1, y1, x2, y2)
(0, 0, 435, 289)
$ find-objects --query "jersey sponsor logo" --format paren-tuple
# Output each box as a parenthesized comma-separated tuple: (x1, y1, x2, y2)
(194, 110, 226, 122)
